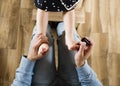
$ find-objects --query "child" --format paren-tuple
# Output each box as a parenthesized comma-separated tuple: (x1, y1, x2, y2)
(34, 0, 81, 54)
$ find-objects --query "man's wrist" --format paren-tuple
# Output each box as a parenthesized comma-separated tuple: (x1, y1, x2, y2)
(24, 55, 36, 61)
(27, 56, 36, 61)
(19, 55, 36, 72)
(76, 61, 85, 68)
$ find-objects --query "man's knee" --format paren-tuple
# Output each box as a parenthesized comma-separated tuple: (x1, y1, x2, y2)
(56, 22, 65, 36)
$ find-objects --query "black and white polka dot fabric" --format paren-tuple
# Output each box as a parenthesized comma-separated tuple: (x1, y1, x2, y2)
(34, 0, 80, 12)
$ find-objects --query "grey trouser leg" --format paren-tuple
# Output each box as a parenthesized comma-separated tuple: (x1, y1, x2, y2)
(31, 25, 56, 86)
(56, 22, 81, 86)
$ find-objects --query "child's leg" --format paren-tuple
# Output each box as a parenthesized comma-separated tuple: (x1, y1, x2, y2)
(63, 10, 80, 50)
(36, 9, 49, 54)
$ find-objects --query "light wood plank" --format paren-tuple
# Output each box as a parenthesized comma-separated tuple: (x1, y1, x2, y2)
(91, 33, 109, 86)
(0, 17, 9, 48)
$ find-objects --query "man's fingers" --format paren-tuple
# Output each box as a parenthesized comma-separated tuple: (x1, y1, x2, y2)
(70, 42, 80, 50)
(85, 37, 94, 46)
(82, 37, 94, 59)
(79, 42, 86, 57)
(36, 34, 49, 47)
(39, 35, 49, 43)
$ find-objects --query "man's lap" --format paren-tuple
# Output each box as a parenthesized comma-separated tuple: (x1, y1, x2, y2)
(30, 22, 81, 85)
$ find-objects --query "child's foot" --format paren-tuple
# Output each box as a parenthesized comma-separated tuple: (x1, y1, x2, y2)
(38, 43, 49, 55)
(65, 36, 80, 50)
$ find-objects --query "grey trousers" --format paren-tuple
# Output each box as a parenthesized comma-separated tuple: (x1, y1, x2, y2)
(31, 22, 81, 86)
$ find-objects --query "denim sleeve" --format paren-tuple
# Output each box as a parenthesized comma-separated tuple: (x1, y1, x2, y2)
(11, 56, 36, 86)
(76, 61, 103, 86)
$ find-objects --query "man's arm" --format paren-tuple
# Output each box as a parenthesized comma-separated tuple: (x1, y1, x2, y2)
(11, 56, 35, 86)
(76, 61, 103, 86)
(11, 33, 49, 86)
(74, 38, 103, 86)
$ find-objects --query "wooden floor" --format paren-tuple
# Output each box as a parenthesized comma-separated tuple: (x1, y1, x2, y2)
(0, 0, 120, 86)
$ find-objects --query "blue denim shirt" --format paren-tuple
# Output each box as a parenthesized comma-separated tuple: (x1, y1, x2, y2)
(11, 56, 102, 86)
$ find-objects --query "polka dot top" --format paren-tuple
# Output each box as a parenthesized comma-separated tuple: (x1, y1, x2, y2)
(34, 0, 80, 12)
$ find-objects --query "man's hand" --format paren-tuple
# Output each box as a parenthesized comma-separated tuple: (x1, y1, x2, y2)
(75, 38, 94, 67)
(27, 33, 49, 61)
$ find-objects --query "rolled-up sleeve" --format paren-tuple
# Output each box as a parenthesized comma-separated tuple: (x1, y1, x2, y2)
(11, 56, 36, 86)
(76, 61, 103, 86)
